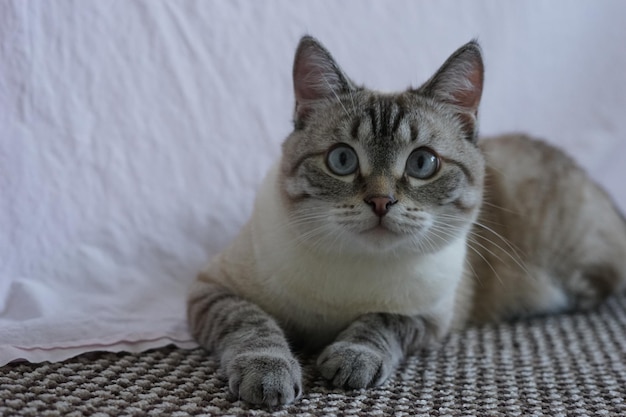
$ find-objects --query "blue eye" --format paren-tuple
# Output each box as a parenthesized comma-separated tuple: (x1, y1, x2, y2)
(326, 144, 358, 176)
(406, 148, 440, 179)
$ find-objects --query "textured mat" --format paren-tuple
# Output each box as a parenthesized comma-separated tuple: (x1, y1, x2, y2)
(2, 295, 626, 416)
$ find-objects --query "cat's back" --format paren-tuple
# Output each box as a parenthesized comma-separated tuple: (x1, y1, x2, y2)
(470, 134, 626, 322)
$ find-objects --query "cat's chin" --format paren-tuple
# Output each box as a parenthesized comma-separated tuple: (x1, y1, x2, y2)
(346, 225, 419, 255)
(347, 222, 459, 256)
(360, 224, 395, 237)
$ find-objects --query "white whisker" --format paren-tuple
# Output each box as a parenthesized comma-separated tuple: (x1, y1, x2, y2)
(429, 221, 503, 285)
(481, 201, 520, 216)
(321, 74, 351, 118)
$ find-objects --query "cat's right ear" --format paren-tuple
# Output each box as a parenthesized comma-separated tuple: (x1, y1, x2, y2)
(418, 41, 484, 142)
(292, 36, 355, 127)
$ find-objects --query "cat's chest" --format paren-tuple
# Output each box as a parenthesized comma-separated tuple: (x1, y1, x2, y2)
(253, 237, 466, 339)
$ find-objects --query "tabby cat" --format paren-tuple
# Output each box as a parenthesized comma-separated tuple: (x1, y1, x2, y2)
(187, 36, 626, 407)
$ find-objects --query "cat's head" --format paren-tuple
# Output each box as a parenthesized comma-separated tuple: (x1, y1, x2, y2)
(279, 36, 485, 256)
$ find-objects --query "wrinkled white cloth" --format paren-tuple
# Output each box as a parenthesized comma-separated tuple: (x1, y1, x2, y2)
(2, 0, 626, 366)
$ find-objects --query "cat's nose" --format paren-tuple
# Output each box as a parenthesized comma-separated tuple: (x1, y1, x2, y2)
(364, 195, 397, 217)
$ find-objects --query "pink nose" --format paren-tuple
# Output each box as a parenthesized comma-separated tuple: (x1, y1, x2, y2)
(364, 196, 397, 217)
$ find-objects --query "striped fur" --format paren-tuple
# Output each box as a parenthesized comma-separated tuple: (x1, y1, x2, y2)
(188, 280, 302, 406)
(187, 36, 626, 407)
(317, 313, 436, 388)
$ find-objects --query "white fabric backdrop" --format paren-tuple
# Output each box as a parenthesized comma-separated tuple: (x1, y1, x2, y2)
(2, 0, 625, 365)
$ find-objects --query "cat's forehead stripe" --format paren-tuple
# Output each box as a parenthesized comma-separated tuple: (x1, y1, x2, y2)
(378, 98, 392, 138)
(366, 102, 377, 135)
(350, 117, 361, 140)
(355, 95, 413, 143)
(391, 106, 406, 136)
(409, 122, 418, 142)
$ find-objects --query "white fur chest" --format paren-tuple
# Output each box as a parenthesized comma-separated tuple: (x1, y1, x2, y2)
(255, 236, 465, 338)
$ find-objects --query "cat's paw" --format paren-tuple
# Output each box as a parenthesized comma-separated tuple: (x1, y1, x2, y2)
(226, 352, 302, 407)
(317, 341, 393, 389)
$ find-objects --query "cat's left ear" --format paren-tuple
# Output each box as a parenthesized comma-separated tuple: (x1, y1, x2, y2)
(292, 36, 356, 127)
(418, 41, 484, 141)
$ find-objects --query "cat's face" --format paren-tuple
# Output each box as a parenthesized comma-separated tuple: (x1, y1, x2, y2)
(279, 37, 485, 256)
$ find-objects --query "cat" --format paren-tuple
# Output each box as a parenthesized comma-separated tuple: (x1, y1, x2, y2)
(187, 36, 626, 407)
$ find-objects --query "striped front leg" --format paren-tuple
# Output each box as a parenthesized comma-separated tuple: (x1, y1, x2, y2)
(187, 281, 302, 406)
(317, 313, 435, 388)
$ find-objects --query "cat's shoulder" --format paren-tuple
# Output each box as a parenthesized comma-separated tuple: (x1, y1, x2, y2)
(480, 133, 568, 157)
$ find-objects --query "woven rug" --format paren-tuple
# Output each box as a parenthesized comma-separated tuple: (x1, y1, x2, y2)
(2, 295, 626, 416)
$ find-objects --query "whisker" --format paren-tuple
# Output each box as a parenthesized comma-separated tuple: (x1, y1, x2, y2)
(465, 234, 533, 281)
(464, 256, 482, 287)
(429, 222, 503, 285)
(321, 74, 351, 118)
(436, 212, 528, 263)
(347, 85, 358, 116)
(470, 221, 528, 264)
(481, 201, 521, 216)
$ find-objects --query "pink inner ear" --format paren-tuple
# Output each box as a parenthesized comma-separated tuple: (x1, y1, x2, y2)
(293, 60, 323, 120)
(294, 46, 327, 104)
(294, 66, 323, 102)
(293, 43, 347, 107)
(452, 65, 483, 112)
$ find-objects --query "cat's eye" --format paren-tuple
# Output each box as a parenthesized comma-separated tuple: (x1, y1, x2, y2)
(326, 144, 359, 176)
(406, 147, 440, 179)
